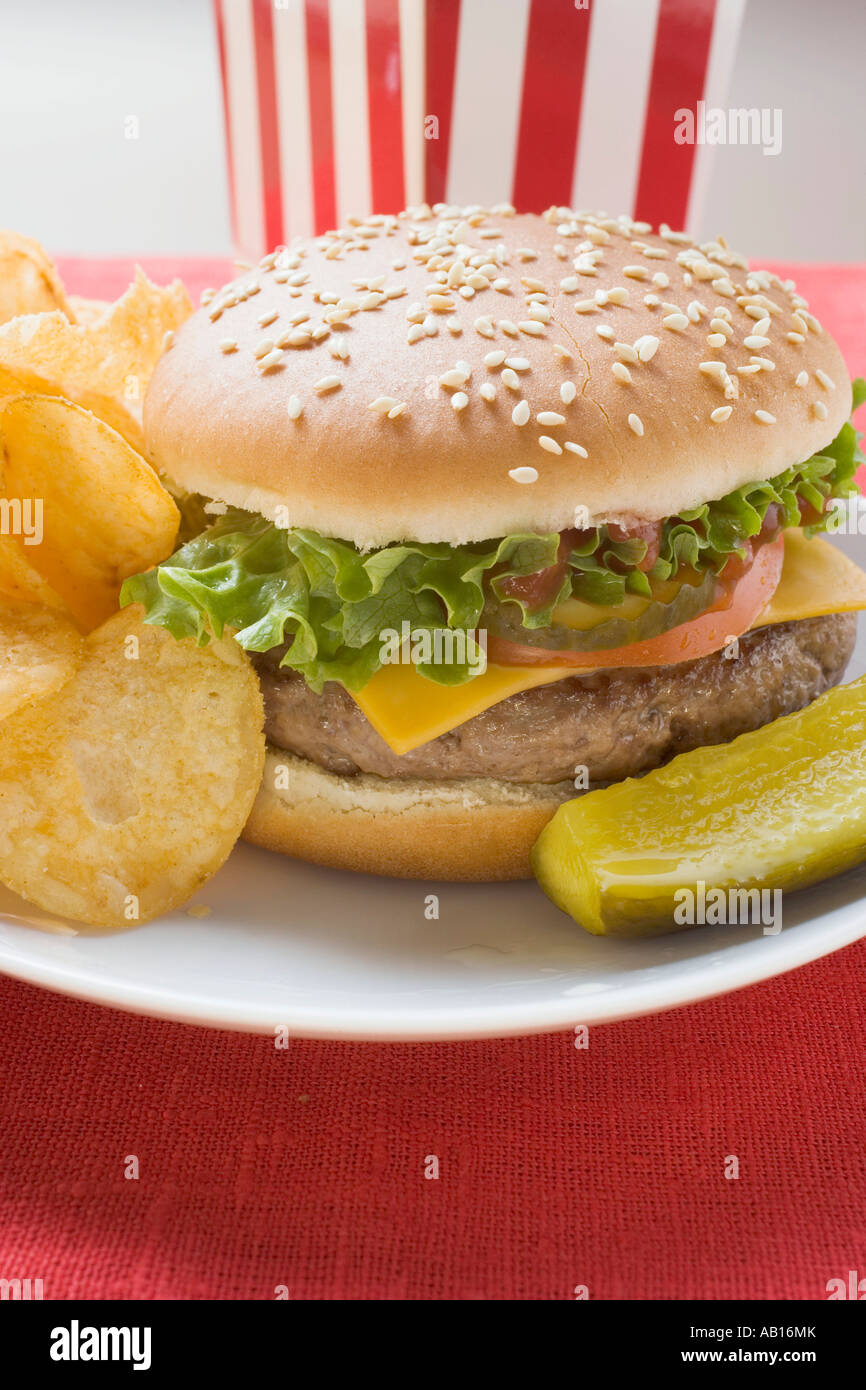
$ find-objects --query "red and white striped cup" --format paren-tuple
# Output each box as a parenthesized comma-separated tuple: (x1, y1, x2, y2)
(214, 0, 746, 258)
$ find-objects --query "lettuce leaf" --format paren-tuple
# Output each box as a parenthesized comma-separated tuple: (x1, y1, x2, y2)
(122, 383, 864, 690)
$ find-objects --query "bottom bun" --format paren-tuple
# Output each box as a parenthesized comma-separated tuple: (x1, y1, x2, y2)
(243, 748, 572, 881)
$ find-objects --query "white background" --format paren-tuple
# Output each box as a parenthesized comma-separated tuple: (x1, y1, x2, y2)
(0, 0, 863, 262)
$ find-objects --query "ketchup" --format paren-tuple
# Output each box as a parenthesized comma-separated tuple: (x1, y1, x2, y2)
(497, 528, 589, 611)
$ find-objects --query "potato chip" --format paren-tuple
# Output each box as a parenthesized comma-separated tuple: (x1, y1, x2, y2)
(0, 609, 265, 928)
(0, 394, 180, 629)
(0, 268, 192, 403)
(66, 294, 111, 326)
(0, 229, 70, 324)
(0, 600, 83, 721)
(0, 354, 144, 453)
(0, 534, 70, 612)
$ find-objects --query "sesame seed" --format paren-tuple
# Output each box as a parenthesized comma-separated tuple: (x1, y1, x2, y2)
(518, 321, 546, 336)
(257, 309, 279, 327)
(754, 317, 771, 336)
(537, 411, 566, 426)
(218, 337, 237, 353)
(614, 342, 639, 364)
(512, 400, 531, 426)
(474, 316, 496, 338)
(500, 320, 519, 336)
(736, 364, 761, 375)
(623, 265, 649, 280)
(663, 313, 689, 332)
(628, 413, 644, 436)
(501, 368, 520, 390)
(795, 370, 808, 387)
(787, 332, 805, 344)
(458, 285, 475, 300)
(505, 357, 531, 371)
(428, 294, 453, 312)
(509, 466, 538, 484)
(480, 383, 496, 401)
(257, 349, 283, 371)
(254, 337, 276, 359)
(451, 392, 469, 411)
(493, 278, 511, 292)
(754, 409, 776, 424)
(314, 375, 342, 394)
(287, 328, 311, 346)
(643, 294, 660, 309)
(744, 335, 771, 350)
(652, 272, 670, 288)
(368, 396, 399, 414)
(596, 325, 615, 341)
(815, 368, 835, 390)
(560, 381, 577, 404)
(635, 334, 660, 362)
(560, 276, 580, 293)
(710, 406, 732, 423)
(551, 343, 573, 359)
(440, 367, 470, 389)
(407, 324, 425, 344)
(484, 350, 507, 367)
(813, 400, 829, 420)
(287, 395, 303, 420)
(447, 316, 462, 334)
(706, 333, 727, 348)
(424, 315, 438, 337)
(709, 317, 732, 336)
(607, 287, 629, 306)
(574, 298, 597, 313)
(538, 435, 563, 455)
(529, 303, 552, 323)
(162, 330, 174, 351)
(612, 363, 633, 384)
(564, 442, 588, 457)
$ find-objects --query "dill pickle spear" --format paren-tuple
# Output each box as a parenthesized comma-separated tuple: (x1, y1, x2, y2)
(531, 675, 866, 936)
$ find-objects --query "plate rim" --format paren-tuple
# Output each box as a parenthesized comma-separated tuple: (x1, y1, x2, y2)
(0, 884, 864, 1039)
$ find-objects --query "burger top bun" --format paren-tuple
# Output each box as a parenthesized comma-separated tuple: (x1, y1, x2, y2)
(145, 206, 851, 550)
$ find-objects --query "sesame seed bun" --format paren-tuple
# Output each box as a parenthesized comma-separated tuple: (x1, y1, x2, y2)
(145, 206, 851, 549)
(243, 748, 570, 881)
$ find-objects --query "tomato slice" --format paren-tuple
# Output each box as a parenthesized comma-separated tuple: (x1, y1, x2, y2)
(486, 534, 785, 669)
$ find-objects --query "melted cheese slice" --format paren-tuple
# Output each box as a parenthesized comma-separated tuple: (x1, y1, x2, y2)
(354, 532, 866, 755)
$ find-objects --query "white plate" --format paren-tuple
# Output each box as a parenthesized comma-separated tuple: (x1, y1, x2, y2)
(1, 533, 864, 1039)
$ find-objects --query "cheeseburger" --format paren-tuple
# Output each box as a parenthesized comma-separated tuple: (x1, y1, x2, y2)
(122, 206, 866, 881)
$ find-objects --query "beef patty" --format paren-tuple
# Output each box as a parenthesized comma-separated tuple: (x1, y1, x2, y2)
(254, 614, 856, 785)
